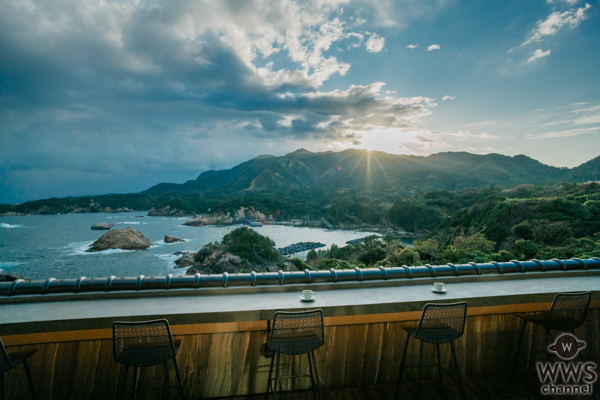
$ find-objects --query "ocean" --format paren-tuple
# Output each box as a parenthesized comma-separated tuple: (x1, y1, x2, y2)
(0, 212, 380, 280)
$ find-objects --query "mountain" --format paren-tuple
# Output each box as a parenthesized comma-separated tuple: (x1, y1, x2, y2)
(145, 149, 573, 197)
(563, 155, 600, 183)
(4, 149, 599, 223)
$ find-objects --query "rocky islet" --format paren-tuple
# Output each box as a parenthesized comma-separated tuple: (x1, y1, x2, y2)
(86, 228, 152, 252)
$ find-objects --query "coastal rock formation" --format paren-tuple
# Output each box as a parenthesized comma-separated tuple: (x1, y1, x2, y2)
(91, 223, 114, 230)
(174, 242, 250, 274)
(0, 212, 25, 217)
(183, 212, 234, 227)
(86, 228, 152, 252)
(174, 253, 196, 268)
(12, 199, 135, 215)
(148, 206, 190, 217)
(102, 207, 132, 213)
(0, 273, 27, 282)
(164, 235, 184, 243)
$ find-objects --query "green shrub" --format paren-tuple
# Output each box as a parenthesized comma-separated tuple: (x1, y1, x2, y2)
(512, 221, 535, 240)
(490, 250, 514, 262)
(357, 245, 387, 266)
(389, 248, 420, 266)
(223, 227, 280, 264)
(514, 239, 541, 259)
(289, 257, 309, 271)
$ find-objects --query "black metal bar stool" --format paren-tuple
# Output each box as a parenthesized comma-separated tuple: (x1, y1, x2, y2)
(113, 319, 184, 400)
(510, 291, 591, 380)
(0, 337, 38, 400)
(396, 302, 467, 400)
(266, 309, 324, 400)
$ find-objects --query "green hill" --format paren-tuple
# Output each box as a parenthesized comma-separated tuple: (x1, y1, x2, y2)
(145, 149, 572, 198)
(3, 149, 599, 220)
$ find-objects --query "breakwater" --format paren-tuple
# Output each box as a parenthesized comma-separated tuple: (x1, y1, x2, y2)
(277, 241, 326, 256)
(345, 235, 381, 244)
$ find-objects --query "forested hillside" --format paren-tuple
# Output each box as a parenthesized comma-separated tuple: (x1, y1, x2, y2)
(2, 150, 599, 223)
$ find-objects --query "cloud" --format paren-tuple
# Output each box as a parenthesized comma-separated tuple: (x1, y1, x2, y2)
(571, 104, 600, 125)
(442, 95, 456, 101)
(427, 44, 441, 51)
(535, 103, 600, 127)
(526, 127, 600, 139)
(406, 44, 418, 49)
(0, 0, 452, 203)
(429, 130, 499, 139)
(365, 33, 385, 53)
(346, 32, 364, 48)
(519, 3, 591, 47)
(527, 49, 551, 63)
(466, 121, 498, 127)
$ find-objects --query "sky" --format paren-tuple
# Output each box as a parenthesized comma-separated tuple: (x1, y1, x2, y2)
(1, 0, 599, 204)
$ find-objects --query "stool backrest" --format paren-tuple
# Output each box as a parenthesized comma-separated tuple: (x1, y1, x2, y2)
(415, 302, 468, 344)
(113, 319, 177, 367)
(269, 309, 324, 355)
(1, 337, 14, 373)
(546, 292, 591, 331)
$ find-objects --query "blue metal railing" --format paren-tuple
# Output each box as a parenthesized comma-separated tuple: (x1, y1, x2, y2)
(1, 257, 599, 297)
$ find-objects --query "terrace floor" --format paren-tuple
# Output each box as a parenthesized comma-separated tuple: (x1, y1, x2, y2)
(225, 370, 600, 400)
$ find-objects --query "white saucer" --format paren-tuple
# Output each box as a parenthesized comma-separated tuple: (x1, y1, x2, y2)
(431, 287, 447, 293)
(300, 295, 316, 302)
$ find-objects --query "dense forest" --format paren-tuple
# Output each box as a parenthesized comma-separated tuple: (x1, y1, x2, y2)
(291, 182, 600, 269)
(2, 149, 600, 220)
(181, 182, 600, 271)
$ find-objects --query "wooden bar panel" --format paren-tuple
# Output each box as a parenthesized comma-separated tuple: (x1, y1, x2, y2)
(5, 300, 600, 347)
(3, 308, 599, 399)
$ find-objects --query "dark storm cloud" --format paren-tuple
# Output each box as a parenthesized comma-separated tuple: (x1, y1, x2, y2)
(0, 0, 436, 203)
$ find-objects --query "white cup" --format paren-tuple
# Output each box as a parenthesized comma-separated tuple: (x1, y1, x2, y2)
(303, 289, 315, 299)
(434, 282, 445, 292)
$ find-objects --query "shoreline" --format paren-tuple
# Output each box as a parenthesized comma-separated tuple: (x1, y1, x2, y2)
(0, 210, 423, 238)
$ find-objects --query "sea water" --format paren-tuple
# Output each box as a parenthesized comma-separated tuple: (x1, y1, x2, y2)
(0, 212, 382, 280)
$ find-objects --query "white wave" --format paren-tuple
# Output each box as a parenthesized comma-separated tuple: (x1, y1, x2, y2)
(0, 261, 28, 268)
(117, 221, 146, 225)
(0, 223, 20, 228)
(171, 268, 188, 276)
(154, 238, 188, 245)
(65, 241, 137, 255)
(92, 248, 133, 255)
(155, 253, 180, 265)
(65, 241, 96, 255)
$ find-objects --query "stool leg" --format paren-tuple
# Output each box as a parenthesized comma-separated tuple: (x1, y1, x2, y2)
(116, 365, 129, 400)
(23, 360, 38, 400)
(130, 366, 138, 400)
(307, 352, 317, 399)
(395, 334, 410, 398)
(416, 340, 423, 399)
(172, 358, 184, 400)
(510, 318, 527, 381)
(436, 343, 443, 397)
(450, 342, 465, 400)
(266, 354, 275, 400)
(273, 352, 281, 400)
(309, 351, 323, 400)
(163, 361, 172, 400)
